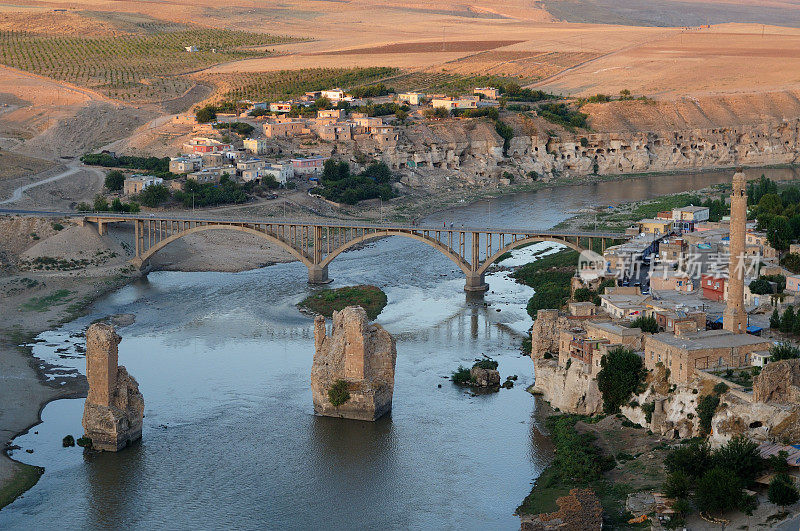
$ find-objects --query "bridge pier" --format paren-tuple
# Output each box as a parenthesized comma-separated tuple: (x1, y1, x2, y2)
(464, 272, 489, 292)
(308, 264, 332, 285)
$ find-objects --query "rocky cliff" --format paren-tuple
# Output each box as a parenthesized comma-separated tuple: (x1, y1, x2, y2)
(81, 323, 144, 451)
(753, 358, 800, 404)
(310, 306, 397, 421)
(356, 115, 800, 187)
(530, 359, 603, 416)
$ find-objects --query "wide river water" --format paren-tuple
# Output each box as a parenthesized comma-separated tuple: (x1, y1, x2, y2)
(2, 167, 798, 530)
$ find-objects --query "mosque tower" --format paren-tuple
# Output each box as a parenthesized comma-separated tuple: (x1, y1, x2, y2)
(723, 171, 748, 334)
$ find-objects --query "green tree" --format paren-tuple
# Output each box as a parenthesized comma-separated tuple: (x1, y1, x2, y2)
(780, 306, 796, 335)
(394, 108, 408, 122)
(697, 394, 720, 435)
(596, 347, 645, 413)
(104, 170, 125, 191)
(630, 315, 659, 333)
(663, 471, 692, 499)
(195, 105, 217, 123)
(713, 435, 764, 487)
(747, 175, 779, 205)
(770, 308, 782, 329)
(768, 473, 800, 507)
(768, 215, 792, 252)
(93, 194, 109, 212)
(770, 342, 800, 362)
(665, 440, 712, 478)
(695, 467, 744, 515)
(315, 96, 331, 110)
(749, 278, 773, 295)
(137, 184, 170, 208)
(782, 253, 800, 274)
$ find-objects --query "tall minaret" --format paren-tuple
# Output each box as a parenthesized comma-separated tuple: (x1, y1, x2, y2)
(723, 171, 748, 334)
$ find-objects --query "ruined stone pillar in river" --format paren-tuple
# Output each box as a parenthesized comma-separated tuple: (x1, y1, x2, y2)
(311, 306, 397, 421)
(81, 323, 144, 451)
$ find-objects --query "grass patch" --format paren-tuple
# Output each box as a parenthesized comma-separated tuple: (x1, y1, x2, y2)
(299, 285, 387, 321)
(19, 289, 72, 312)
(0, 462, 44, 510)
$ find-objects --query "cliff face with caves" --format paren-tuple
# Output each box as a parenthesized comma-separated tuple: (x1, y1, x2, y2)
(373, 118, 800, 188)
(356, 93, 800, 188)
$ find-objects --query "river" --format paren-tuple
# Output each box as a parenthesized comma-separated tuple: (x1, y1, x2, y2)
(2, 166, 798, 530)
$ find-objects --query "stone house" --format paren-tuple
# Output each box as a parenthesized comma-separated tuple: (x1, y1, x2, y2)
(123, 175, 163, 195)
(644, 329, 772, 384)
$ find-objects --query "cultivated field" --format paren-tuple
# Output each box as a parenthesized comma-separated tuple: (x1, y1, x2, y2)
(0, 12, 295, 103)
(203, 67, 400, 104)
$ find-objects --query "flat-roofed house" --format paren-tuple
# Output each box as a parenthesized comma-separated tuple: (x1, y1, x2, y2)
(672, 206, 710, 232)
(169, 156, 202, 174)
(787, 275, 800, 293)
(398, 92, 424, 105)
(318, 109, 345, 120)
(644, 329, 772, 384)
(182, 137, 232, 154)
(243, 138, 269, 155)
(474, 87, 500, 100)
(264, 120, 305, 138)
(269, 102, 293, 113)
(638, 218, 673, 236)
(431, 96, 479, 110)
(123, 175, 163, 195)
(291, 156, 328, 176)
(321, 89, 345, 102)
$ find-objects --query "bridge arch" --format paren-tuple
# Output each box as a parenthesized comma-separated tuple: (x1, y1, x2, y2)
(475, 235, 587, 276)
(318, 229, 472, 273)
(136, 224, 314, 268)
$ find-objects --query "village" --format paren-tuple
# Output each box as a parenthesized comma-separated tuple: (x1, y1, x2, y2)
(116, 85, 506, 201)
(523, 172, 800, 527)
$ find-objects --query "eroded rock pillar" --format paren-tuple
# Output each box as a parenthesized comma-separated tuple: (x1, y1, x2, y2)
(81, 323, 144, 451)
(311, 306, 397, 421)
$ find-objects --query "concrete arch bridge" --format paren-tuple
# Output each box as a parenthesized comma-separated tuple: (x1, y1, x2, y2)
(84, 214, 627, 292)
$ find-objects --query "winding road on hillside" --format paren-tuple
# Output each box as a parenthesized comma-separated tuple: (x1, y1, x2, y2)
(0, 162, 104, 205)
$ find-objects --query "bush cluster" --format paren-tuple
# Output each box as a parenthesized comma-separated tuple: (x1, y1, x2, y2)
(663, 436, 776, 516)
(310, 159, 395, 205)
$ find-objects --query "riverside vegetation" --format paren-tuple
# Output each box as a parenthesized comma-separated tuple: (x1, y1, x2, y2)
(298, 285, 387, 321)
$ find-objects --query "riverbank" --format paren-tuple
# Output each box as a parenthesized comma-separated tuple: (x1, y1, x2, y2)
(0, 260, 137, 508)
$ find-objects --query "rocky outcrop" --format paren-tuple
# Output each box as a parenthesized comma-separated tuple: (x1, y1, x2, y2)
(753, 359, 800, 404)
(81, 323, 144, 451)
(470, 366, 500, 388)
(530, 310, 567, 359)
(530, 359, 602, 415)
(520, 488, 603, 530)
(311, 306, 397, 421)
